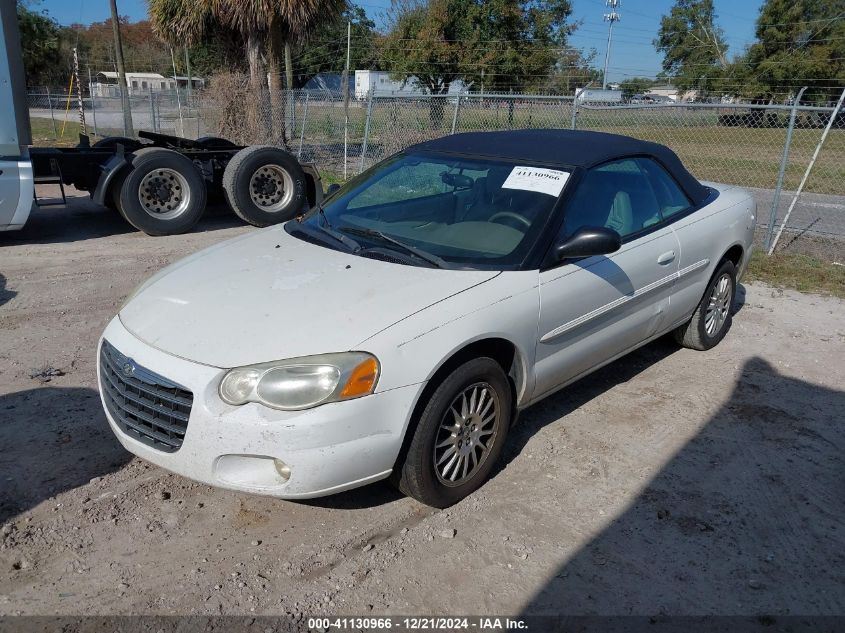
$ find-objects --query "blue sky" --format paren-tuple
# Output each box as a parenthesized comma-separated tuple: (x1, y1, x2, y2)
(35, 0, 764, 83)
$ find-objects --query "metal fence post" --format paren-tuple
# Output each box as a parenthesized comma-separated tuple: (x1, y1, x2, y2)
(148, 86, 156, 133)
(765, 86, 807, 253)
(359, 89, 375, 175)
(46, 87, 58, 138)
(298, 93, 309, 160)
(508, 90, 514, 128)
(450, 94, 462, 134)
(769, 87, 845, 254)
(87, 68, 98, 138)
(570, 98, 578, 130)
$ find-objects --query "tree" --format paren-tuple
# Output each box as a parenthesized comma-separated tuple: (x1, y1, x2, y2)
(149, 0, 346, 141)
(381, 0, 574, 123)
(291, 4, 379, 88)
(17, 1, 65, 87)
(654, 0, 728, 95)
(382, 0, 574, 93)
(740, 0, 845, 103)
(618, 77, 657, 99)
(535, 47, 601, 95)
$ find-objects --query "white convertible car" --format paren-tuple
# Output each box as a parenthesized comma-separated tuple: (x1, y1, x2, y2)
(98, 130, 756, 507)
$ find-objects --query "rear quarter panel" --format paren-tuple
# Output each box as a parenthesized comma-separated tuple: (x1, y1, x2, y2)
(668, 183, 756, 327)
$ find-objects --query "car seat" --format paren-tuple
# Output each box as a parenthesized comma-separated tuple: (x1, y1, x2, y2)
(606, 190, 634, 235)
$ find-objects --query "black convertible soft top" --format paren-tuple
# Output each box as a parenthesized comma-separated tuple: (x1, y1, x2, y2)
(410, 129, 709, 205)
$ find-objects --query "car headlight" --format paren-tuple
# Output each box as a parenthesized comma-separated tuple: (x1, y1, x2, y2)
(219, 352, 380, 410)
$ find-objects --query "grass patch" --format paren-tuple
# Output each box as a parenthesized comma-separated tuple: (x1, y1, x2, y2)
(29, 117, 121, 147)
(746, 249, 845, 298)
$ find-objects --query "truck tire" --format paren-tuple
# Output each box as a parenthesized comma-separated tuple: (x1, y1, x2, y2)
(107, 167, 130, 213)
(118, 148, 207, 236)
(222, 145, 307, 227)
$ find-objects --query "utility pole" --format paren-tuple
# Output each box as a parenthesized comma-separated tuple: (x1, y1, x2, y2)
(601, 0, 621, 90)
(110, 0, 134, 136)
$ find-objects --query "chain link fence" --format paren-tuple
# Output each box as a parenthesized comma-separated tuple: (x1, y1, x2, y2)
(26, 86, 845, 243)
(27, 87, 205, 145)
(355, 94, 845, 242)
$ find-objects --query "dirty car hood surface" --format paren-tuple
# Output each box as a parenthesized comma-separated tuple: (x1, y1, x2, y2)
(119, 226, 499, 368)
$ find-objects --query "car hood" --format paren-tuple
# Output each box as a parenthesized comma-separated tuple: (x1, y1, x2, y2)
(119, 226, 499, 368)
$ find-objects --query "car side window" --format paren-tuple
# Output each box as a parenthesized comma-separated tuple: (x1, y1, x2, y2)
(562, 159, 662, 239)
(638, 158, 692, 218)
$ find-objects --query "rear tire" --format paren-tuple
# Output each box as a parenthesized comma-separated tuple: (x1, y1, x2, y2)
(673, 259, 736, 351)
(118, 148, 207, 236)
(106, 167, 130, 214)
(394, 357, 512, 508)
(222, 146, 307, 227)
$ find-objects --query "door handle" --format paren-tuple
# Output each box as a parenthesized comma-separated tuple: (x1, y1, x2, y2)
(657, 250, 675, 265)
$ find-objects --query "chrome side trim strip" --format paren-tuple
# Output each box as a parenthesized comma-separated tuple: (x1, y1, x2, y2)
(540, 258, 709, 342)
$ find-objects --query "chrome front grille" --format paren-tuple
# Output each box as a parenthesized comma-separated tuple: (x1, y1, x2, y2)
(99, 339, 193, 452)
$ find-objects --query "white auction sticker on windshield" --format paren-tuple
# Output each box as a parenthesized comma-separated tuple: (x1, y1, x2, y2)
(501, 166, 570, 197)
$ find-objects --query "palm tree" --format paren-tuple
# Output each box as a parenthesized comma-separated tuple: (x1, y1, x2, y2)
(149, 0, 347, 142)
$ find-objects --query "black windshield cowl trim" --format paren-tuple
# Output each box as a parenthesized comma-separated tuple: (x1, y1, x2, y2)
(313, 203, 361, 252)
(286, 219, 357, 253)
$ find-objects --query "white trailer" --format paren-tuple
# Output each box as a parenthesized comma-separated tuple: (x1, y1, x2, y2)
(575, 88, 623, 104)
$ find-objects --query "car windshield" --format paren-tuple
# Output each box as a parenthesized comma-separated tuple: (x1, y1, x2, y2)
(289, 151, 570, 269)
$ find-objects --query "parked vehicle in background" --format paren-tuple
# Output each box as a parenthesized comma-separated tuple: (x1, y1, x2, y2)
(98, 129, 756, 508)
(0, 4, 321, 236)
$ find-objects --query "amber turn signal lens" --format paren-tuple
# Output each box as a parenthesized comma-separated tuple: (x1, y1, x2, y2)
(340, 357, 379, 399)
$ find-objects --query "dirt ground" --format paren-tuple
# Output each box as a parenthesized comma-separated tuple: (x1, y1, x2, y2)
(1, 193, 843, 620)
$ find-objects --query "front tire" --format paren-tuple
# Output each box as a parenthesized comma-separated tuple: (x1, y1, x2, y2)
(222, 146, 307, 227)
(395, 357, 512, 508)
(673, 259, 736, 350)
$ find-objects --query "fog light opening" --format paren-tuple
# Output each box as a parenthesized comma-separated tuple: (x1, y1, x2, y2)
(274, 459, 292, 482)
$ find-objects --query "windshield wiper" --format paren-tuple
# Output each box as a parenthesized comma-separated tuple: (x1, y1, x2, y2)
(312, 204, 361, 252)
(339, 226, 450, 269)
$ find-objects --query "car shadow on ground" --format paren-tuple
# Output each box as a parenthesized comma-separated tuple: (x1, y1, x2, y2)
(734, 282, 748, 316)
(301, 481, 406, 510)
(0, 273, 16, 307)
(519, 357, 845, 617)
(500, 335, 682, 473)
(0, 387, 131, 524)
(0, 197, 244, 246)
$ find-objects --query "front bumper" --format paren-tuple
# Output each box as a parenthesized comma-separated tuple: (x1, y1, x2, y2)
(97, 317, 422, 499)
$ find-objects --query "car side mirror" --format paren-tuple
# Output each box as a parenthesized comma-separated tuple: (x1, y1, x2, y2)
(326, 183, 341, 196)
(555, 226, 622, 260)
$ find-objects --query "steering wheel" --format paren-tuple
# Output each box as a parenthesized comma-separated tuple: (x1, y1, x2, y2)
(489, 211, 531, 230)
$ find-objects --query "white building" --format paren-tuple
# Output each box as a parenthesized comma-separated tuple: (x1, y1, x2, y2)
(92, 72, 176, 97)
(354, 70, 468, 100)
(645, 85, 698, 102)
